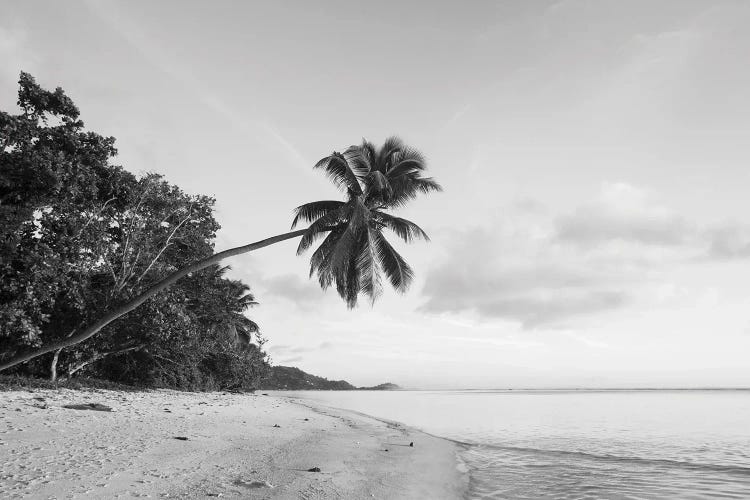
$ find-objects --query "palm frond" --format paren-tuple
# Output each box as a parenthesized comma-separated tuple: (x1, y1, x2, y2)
(366, 171, 391, 195)
(413, 177, 442, 194)
(343, 145, 372, 182)
(356, 227, 383, 304)
(359, 139, 378, 172)
(312, 224, 358, 292)
(374, 232, 414, 293)
(235, 315, 259, 333)
(296, 204, 348, 254)
(384, 176, 443, 208)
(387, 147, 426, 175)
(375, 212, 430, 242)
(309, 227, 344, 281)
(291, 200, 345, 228)
(377, 136, 404, 171)
(313, 151, 363, 194)
(339, 252, 361, 308)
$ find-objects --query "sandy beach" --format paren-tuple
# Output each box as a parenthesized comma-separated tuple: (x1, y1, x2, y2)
(0, 388, 467, 499)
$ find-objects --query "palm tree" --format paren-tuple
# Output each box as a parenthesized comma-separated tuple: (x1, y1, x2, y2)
(203, 266, 261, 349)
(0, 136, 440, 372)
(294, 137, 441, 307)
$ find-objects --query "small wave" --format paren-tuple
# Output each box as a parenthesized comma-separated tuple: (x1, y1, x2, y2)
(464, 443, 750, 476)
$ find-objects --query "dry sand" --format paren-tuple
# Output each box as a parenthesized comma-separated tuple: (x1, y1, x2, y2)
(0, 388, 467, 499)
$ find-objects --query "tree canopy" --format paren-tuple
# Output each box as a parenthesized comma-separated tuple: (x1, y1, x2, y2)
(0, 73, 268, 389)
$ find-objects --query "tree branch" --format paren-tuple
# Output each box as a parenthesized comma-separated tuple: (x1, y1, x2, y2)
(133, 211, 192, 285)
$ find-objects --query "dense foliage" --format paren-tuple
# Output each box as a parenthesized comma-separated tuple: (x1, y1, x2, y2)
(0, 73, 269, 390)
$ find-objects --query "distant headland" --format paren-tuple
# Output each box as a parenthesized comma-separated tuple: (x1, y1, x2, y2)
(260, 365, 400, 391)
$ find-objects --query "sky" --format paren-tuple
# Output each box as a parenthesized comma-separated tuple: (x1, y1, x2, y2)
(2, 0, 750, 388)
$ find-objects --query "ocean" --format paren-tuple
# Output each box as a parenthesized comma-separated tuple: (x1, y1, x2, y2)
(279, 389, 750, 499)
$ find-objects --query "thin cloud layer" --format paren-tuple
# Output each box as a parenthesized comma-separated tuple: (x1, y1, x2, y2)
(261, 274, 324, 307)
(706, 224, 750, 260)
(420, 182, 750, 328)
(556, 183, 691, 247)
(419, 225, 632, 328)
(268, 341, 334, 364)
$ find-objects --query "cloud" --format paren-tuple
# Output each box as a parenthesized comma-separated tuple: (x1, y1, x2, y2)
(268, 341, 334, 365)
(422, 181, 750, 328)
(419, 226, 631, 328)
(706, 224, 750, 260)
(269, 342, 333, 356)
(472, 291, 628, 328)
(555, 182, 691, 247)
(276, 355, 303, 364)
(420, 182, 732, 328)
(260, 273, 324, 308)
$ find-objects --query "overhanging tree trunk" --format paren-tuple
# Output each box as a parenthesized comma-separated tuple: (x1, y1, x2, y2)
(0, 229, 307, 372)
(64, 343, 146, 379)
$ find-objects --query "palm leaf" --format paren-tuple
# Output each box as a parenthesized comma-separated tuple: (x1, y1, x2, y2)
(291, 200, 345, 228)
(375, 212, 430, 242)
(377, 136, 404, 171)
(356, 227, 382, 304)
(309, 226, 345, 289)
(313, 152, 363, 194)
(385, 176, 442, 208)
(374, 232, 414, 293)
(235, 315, 259, 333)
(297, 205, 348, 254)
(366, 171, 391, 195)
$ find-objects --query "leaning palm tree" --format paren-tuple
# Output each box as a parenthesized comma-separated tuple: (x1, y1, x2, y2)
(294, 137, 440, 306)
(0, 136, 440, 372)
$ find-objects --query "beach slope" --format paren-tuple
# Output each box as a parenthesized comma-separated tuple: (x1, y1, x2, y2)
(0, 388, 466, 499)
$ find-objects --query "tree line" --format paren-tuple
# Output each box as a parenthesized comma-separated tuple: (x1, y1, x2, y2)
(0, 73, 268, 389)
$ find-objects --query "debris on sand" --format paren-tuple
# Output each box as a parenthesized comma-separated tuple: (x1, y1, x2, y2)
(234, 479, 273, 489)
(307, 467, 321, 473)
(273, 424, 281, 428)
(174, 436, 189, 441)
(409, 442, 414, 447)
(62, 403, 112, 412)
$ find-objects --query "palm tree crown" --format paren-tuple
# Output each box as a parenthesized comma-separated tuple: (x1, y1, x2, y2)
(292, 136, 441, 307)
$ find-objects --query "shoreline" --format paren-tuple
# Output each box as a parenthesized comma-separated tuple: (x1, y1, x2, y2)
(0, 387, 468, 499)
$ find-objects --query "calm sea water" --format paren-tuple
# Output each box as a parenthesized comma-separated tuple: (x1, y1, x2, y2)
(278, 390, 750, 499)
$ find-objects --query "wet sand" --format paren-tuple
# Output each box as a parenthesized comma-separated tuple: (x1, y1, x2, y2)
(0, 388, 467, 499)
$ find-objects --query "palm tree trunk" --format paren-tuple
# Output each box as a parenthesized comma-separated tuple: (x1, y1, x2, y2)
(49, 349, 61, 382)
(0, 229, 307, 373)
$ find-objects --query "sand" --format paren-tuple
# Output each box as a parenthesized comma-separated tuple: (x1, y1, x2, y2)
(0, 388, 467, 499)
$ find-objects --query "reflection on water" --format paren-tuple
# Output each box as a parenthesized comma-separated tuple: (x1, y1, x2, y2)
(279, 389, 750, 499)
